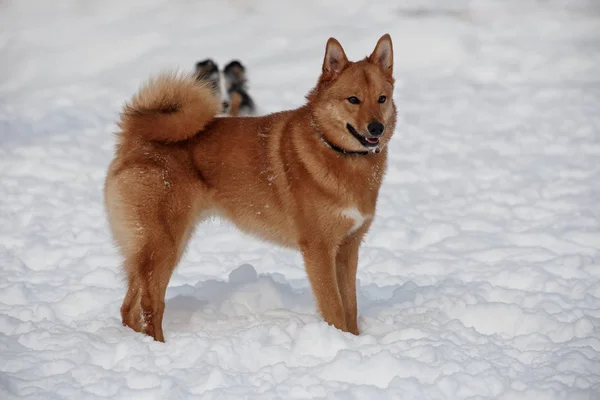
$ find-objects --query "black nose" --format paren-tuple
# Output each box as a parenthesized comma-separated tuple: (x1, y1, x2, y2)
(367, 121, 385, 137)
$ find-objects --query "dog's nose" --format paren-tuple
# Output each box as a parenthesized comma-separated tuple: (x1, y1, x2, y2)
(367, 121, 385, 137)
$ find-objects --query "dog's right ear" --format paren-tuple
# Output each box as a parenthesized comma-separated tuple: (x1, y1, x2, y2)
(322, 38, 348, 80)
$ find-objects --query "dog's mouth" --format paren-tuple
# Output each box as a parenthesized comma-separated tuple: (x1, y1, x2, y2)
(346, 123, 380, 147)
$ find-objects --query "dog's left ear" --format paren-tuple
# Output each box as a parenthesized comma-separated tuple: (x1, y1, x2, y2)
(369, 34, 393, 75)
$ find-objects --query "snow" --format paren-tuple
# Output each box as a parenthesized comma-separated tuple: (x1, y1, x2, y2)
(1, 0, 600, 398)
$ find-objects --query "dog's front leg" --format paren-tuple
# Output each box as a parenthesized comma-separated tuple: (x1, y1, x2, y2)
(335, 225, 370, 336)
(336, 239, 360, 335)
(302, 243, 347, 332)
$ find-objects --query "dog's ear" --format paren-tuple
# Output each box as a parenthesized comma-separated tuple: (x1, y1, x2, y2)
(322, 37, 348, 79)
(369, 34, 393, 75)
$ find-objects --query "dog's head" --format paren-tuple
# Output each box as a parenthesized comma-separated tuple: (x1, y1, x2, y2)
(308, 34, 396, 154)
(195, 59, 230, 113)
(223, 60, 248, 90)
(195, 59, 221, 92)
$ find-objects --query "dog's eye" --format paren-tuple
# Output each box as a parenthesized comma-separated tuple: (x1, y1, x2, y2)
(347, 96, 361, 105)
(378, 95, 387, 104)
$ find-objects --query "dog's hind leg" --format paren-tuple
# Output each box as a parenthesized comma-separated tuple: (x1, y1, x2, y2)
(120, 272, 141, 332)
(106, 165, 202, 342)
(119, 243, 184, 342)
(134, 240, 184, 342)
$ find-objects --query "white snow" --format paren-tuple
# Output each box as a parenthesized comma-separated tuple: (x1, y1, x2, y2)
(1, 0, 600, 399)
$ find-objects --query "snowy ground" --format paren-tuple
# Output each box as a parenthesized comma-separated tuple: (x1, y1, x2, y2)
(1, 0, 600, 398)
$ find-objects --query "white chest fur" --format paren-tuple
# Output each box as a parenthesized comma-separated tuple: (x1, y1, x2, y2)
(341, 207, 370, 235)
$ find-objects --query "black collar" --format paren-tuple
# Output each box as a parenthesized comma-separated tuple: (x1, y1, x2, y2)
(311, 114, 380, 156)
(320, 135, 381, 156)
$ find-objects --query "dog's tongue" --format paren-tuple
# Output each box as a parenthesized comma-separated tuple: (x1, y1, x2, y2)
(366, 138, 379, 144)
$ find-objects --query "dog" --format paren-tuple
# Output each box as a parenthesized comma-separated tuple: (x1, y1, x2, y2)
(195, 58, 256, 117)
(223, 60, 255, 116)
(194, 59, 221, 94)
(194, 59, 227, 114)
(104, 34, 396, 342)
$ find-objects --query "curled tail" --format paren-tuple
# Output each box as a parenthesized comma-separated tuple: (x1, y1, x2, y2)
(119, 71, 220, 142)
